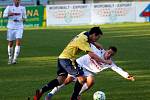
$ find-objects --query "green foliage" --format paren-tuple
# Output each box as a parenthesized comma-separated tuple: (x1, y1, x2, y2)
(0, 23, 150, 100)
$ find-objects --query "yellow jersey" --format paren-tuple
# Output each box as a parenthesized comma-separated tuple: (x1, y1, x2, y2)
(59, 31, 92, 59)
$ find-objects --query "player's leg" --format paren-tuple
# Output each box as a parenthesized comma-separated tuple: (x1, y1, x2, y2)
(12, 29, 23, 64)
(8, 41, 14, 64)
(57, 59, 84, 100)
(33, 59, 68, 100)
(34, 76, 66, 100)
(79, 75, 95, 95)
(71, 65, 87, 100)
(53, 59, 84, 100)
(64, 74, 76, 85)
(45, 75, 75, 100)
(7, 29, 15, 64)
(12, 39, 21, 64)
(71, 75, 86, 100)
(49, 74, 75, 95)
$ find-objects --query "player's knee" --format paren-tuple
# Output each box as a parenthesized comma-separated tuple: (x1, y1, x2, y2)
(16, 40, 21, 46)
(57, 75, 67, 84)
(9, 41, 13, 47)
(77, 76, 86, 84)
(64, 76, 74, 85)
(87, 76, 95, 87)
(90, 80, 95, 86)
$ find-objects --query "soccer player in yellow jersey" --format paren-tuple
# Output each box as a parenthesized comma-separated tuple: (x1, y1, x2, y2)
(34, 27, 112, 100)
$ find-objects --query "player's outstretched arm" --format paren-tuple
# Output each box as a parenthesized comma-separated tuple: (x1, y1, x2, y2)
(111, 63, 135, 81)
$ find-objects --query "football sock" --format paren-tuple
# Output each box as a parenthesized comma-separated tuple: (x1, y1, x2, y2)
(79, 83, 88, 95)
(8, 46, 13, 59)
(41, 79, 60, 93)
(50, 84, 65, 95)
(71, 80, 83, 100)
(13, 45, 20, 61)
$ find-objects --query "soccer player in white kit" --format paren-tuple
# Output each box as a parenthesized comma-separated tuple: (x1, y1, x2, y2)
(45, 44, 135, 100)
(3, 0, 27, 64)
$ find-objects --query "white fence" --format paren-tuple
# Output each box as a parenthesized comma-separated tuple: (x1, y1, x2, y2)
(46, 2, 150, 26)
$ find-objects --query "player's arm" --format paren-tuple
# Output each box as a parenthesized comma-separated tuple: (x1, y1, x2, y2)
(111, 63, 135, 81)
(88, 51, 112, 65)
(8, 12, 20, 16)
(3, 6, 20, 18)
(22, 7, 27, 23)
(92, 42, 103, 50)
(3, 6, 9, 18)
(78, 38, 111, 65)
(8, 11, 20, 16)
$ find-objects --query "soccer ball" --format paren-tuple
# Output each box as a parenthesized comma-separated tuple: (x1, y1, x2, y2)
(93, 91, 106, 100)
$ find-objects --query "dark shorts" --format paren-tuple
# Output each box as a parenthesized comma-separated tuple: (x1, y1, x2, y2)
(57, 59, 84, 77)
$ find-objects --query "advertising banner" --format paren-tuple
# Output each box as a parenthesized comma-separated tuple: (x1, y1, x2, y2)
(0, 7, 7, 28)
(46, 4, 91, 26)
(25, 5, 45, 27)
(91, 2, 136, 24)
(0, 5, 45, 28)
(135, 2, 150, 22)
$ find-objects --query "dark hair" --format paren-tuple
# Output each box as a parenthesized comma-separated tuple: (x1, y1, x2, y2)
(108, 46, 117, 53)
(89, 27, 103, 36)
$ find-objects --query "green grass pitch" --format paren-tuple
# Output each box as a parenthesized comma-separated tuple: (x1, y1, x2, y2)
(0, 23, 150, 100)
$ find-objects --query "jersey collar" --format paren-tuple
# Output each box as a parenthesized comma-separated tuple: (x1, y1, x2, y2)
(84, 32, 90, 42)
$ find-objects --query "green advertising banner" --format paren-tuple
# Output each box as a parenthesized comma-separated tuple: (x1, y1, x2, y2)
(0, 5, 45, 28)
(0, 7, 7, 28)
(25, 5, 45, 27)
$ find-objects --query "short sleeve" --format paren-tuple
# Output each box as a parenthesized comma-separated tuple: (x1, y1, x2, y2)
(3, 6, 9, 18)
(77, 37, 92, 52)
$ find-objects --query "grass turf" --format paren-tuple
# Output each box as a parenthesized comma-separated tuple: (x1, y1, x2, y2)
(0, 23, 150, 100)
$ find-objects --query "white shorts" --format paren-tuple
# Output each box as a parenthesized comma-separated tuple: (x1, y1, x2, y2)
(7, 29, 23, 41)
(82, 67, 94, 77)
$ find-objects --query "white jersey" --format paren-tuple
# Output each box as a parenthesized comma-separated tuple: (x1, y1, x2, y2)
(76, 44, 129, 78)
(3, 5, 27, 29)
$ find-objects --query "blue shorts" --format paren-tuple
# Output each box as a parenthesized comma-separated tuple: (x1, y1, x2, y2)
(57, 59, 84, 77)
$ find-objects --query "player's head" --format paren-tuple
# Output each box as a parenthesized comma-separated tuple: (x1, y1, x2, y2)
(104, 46, 117, 59)
(13, 0, 21, 5)
(89, 27, 103, 42)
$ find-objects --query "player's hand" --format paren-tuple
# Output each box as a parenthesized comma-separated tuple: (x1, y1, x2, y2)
(22, 19, 26, 23)
(8, 12, 15, 16)
(127, 75, 135, 81)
